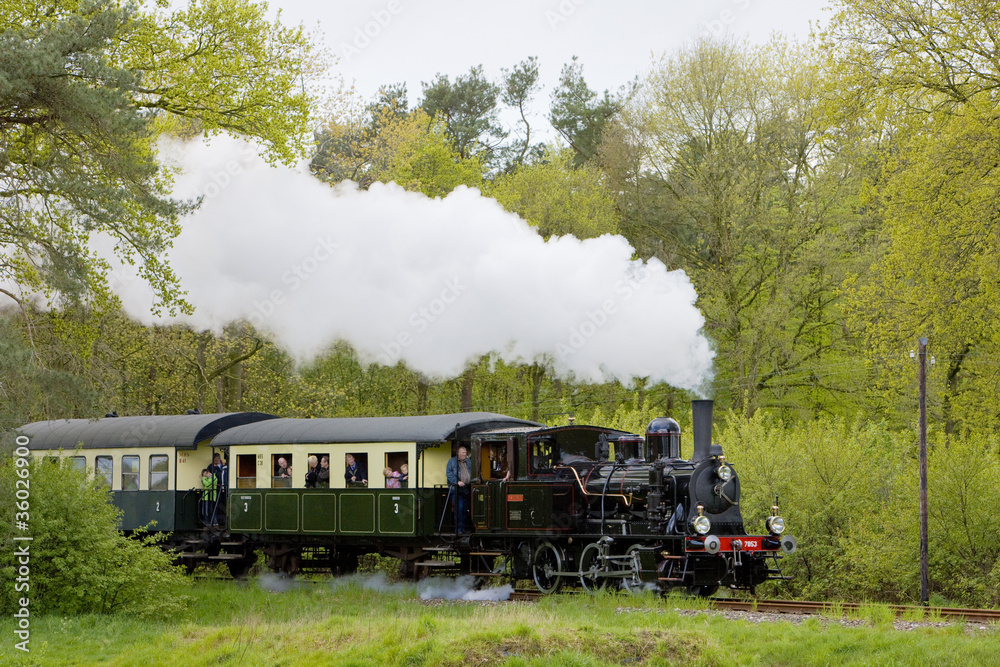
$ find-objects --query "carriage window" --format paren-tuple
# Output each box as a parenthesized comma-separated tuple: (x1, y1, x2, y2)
(69, 456, 87, 472)
(345, 453, 368, 487)
(385, 452, 408, 488)
(149, 455, 169, 491)
(530, 439, 556, 474)
(95, 456, 113, 487)
(237, 454, 257, 489)
(272, 454, 293, 488)
(122, 456, 139, 491)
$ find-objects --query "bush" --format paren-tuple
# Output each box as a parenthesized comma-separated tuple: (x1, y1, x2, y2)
(0, 453, 190, 618)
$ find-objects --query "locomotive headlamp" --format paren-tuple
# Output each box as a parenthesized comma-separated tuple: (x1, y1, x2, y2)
(716, 464, 733, 482)
(766, 515, 786, 535)
(692, 505, 711, 535)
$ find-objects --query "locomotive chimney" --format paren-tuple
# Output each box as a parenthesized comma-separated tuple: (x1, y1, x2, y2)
(692, 399, 713, 462)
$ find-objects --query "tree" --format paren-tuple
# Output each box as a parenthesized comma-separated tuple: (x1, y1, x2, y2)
(419, 65, 504, 165)
(497, 57, 543, 171)
(312, 102, 483, 198)
(488, 147, 620, 240)
(0, 313, 96, 427)
(829, 0, 1000, 434)
(370, 111, 483, 197)
(613, 39, 869, 417)
(549, 57, 624, 165)
(0, 456, 189, 617)
(311, 83, 408, 186)
(0, 0, 313, 317)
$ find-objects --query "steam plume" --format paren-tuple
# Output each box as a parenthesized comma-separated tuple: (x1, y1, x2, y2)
(110, 137, 714, 391)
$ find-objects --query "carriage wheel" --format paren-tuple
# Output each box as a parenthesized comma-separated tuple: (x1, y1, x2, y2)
(532, 541, 563, 594)
(578, 543, 607, 593)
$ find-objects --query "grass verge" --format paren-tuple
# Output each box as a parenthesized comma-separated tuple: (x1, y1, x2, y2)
(1, 578, 998, 666)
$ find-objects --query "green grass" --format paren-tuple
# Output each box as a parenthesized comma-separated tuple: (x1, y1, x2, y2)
(2, 579, 998, 666)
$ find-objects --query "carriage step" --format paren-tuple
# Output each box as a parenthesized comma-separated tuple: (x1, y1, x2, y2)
(657, 577, 686, 582)
(219, 542, 245, 547)
(208, 554, 247, 561)
(415, 560, 458, 568)
(661, 555, 686, 560)
(181, 552, 208, 559)
(470, 551, 504, 556)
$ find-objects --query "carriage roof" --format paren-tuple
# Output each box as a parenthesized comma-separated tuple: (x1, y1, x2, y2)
(211, 412, 541, 446)
(17, 412, 278, 450)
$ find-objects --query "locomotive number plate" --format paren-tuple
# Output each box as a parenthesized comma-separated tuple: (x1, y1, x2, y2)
(507, 494, 524, 502)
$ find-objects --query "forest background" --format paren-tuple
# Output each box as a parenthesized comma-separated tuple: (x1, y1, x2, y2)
(4, 0, 1000, 609)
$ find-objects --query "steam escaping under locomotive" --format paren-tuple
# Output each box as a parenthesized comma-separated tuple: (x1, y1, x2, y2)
(19, 399, 795, 595)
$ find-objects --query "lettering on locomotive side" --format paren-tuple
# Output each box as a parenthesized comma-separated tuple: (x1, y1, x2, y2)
(507, 494, 524, 502)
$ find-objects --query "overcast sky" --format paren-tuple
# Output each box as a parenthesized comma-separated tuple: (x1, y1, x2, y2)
(270, 0, 833, 112)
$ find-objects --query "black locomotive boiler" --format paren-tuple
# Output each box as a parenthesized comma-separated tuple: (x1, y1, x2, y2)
(19, 399, 795, 594)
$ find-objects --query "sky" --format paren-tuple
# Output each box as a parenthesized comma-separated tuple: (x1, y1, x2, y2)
(269, 0, 834, 110)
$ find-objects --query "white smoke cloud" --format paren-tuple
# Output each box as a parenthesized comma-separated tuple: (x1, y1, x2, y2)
(257, 572, 299, 593)
(327, 572, 512, 601)
(109, 136, 714, 391)
(418, 574, 512, 601)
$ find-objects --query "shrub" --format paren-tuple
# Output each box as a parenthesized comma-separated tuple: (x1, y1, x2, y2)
(0, 454, 190, 618)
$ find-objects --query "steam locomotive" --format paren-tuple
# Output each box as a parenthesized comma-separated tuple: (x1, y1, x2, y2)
(18, 399, 795, 594)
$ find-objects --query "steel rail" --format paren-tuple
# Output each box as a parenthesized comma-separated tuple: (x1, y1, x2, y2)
(711, 598, 1000, 623)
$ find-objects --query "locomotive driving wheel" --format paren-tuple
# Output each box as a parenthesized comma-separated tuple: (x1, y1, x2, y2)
(532, 541, 564, 594)
(620, 544, 645, 593)
(578, 542, 608, 593)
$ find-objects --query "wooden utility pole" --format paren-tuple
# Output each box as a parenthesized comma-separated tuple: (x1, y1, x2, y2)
(918, 336, 929, 606)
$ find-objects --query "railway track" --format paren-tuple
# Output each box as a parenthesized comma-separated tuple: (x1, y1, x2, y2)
(509, 590, 545, 602)
(711, 598, 1000, 623)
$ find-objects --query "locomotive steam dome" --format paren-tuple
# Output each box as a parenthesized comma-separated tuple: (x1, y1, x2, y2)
(646, 417, 680, 459)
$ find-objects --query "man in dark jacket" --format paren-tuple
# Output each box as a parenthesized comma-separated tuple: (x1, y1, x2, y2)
(446, 446, 472, 534)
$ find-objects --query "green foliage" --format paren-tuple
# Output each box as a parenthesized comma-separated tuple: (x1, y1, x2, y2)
(829, 0, 1000, 434)
(549, 56, 624, 165)
(0, 0, 313, 316)
(0, 314, 97, 429)
(5, 580, 1000, 666)
(487, 147, 620, 240)
(498, 56, 543, 171)
(614, 38, 870, 418)
(419, 64, 503, 164)
(0, 457, 190, 618)
(372, 112, 484, 197)
(312, 103, 483, 197)
(723, 410, 1000, 606)
(721, 412, 919, 602)
(926, 432, 1000, 607)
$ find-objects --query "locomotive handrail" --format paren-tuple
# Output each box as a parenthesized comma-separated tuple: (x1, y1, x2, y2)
(552, 464, 633, 516)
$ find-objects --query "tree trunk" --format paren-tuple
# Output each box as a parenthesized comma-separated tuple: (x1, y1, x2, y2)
(460, 366, 475, 412)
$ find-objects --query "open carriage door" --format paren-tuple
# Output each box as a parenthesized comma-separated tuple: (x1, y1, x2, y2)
(471, 437, 487, 529)
(472, 436, 515, 530)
